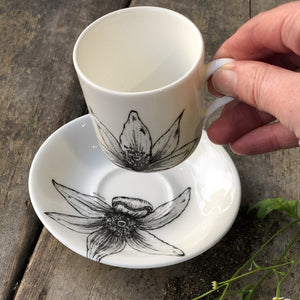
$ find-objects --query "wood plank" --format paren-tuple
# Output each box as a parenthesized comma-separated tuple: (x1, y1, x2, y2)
(251, 0, 293, 17)
(0, 1, 130, 300)
(15, 228, 176, 300)
(13, 0, 300, 299)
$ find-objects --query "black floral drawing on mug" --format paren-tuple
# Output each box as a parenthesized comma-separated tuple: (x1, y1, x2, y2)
(45, 180, 191, 262)
(89, 108, 198, 172)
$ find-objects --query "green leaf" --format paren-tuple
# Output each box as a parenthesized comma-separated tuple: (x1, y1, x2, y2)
(248, 198, 299, 220)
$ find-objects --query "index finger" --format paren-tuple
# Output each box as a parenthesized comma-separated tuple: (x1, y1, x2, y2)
(215, 2, 300, 60)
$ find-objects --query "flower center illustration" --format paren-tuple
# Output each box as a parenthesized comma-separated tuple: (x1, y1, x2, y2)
(103, 213, 137, 238)
(124, 147, 151, 171)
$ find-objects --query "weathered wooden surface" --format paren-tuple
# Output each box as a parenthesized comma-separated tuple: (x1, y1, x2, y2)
(0, 1, 129, 300)
(1, 0, 299, 299)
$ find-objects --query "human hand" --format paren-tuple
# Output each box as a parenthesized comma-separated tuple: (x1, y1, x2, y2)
(207, 2, 300, 155)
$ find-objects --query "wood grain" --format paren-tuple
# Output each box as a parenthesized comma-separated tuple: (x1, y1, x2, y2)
(2, 0, 299, 299)
(14, 228, 174, 300)
(0, 1, 129, 299)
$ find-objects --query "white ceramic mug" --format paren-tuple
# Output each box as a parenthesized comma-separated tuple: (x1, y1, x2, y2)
(73, 6, 234, 172)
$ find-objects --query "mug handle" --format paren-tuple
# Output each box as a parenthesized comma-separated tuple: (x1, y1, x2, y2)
(203, 58, 235, 127)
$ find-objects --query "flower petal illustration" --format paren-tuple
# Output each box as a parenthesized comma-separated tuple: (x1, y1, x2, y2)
(53, 180, 110, 217)
(151, 111, 183, 161)
(119, 111, 152, 170)
(46, 181, 191, 262)
(140, 187, 191, 230)
(148, 139, 199, 172)
(87, 230, 126, 262)
(92, 115, 126, 166)
(46, 212, 103, 234)
(127, 229, 184, 256)
(120, 111, 152, 153)
(89, 109, 199, 171)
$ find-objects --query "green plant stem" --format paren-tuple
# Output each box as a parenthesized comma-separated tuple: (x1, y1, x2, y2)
(193, 286, 222, 299)
(219, 219, 300, 300)
(192, 261, 293, 300)
(275, 252, 300, 297)
(249, 223, 300, 298)
(218, 260, 294, 284)
(193, 219, 300, 300)
(273, 269, 281, 286)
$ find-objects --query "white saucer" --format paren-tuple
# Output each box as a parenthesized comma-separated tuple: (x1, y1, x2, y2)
(29, 115, 241, 269)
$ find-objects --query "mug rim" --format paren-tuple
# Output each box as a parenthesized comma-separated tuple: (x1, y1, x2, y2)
(73, 6, 204, 96)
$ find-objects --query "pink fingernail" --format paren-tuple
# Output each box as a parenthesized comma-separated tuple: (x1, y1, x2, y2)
(212, 64, 238, 97)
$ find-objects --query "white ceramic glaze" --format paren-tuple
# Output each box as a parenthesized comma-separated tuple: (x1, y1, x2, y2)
(73, 7, 234, 172)
(29, 115, 241, 269)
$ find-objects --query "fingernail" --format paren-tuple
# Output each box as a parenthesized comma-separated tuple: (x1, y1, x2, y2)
(211, 63, 238, 97)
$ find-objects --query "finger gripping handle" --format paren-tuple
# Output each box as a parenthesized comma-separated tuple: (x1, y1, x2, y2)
(203, 58, 235, 127)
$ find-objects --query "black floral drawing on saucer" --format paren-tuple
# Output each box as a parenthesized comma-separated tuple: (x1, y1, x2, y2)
(90, 108, 198, 172)
(45, 180, 191, 262)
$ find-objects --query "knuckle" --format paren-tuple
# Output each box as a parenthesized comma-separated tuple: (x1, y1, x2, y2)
(281, 11, 300, 55)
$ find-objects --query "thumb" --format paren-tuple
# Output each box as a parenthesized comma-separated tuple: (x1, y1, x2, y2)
(211, 61, 300, 141)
